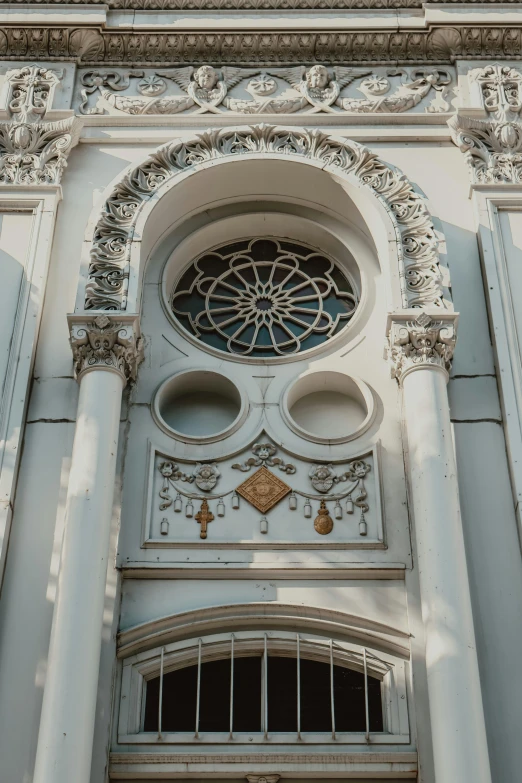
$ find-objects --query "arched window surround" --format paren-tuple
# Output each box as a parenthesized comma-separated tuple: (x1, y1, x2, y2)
(117, 630, 410, 746)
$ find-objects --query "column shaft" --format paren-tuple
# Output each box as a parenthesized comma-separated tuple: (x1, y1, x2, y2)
(403, 365, 491, 783)
(33, 368, 124, 783)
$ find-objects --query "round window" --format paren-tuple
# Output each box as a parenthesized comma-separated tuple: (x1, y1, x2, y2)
(170, 238, 358, 357)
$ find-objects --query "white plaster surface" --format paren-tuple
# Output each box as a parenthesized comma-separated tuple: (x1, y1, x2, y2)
(0, 111, 520, 783)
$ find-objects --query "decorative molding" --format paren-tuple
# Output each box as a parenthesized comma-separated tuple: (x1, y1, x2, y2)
(0, 116, 80, 186)
(0, 65, 80, 186)
(449, 113, 522, 185)
(387, 312, 458, 383)
(2, 0, 515, 7)
(78, 65, 452, 116)
(68, 314, 144, 384)
(449, 64, 522, 184)
(0, 27, 521, 65)
(232, 442, 296, 474)
(85, 125, 447, 312)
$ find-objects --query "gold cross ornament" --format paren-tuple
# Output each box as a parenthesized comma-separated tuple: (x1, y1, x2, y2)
(195, 499, 214, 539)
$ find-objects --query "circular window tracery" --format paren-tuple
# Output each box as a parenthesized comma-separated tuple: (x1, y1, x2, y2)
(170, 238, 358, 357)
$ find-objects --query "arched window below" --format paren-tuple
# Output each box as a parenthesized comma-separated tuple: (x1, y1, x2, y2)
(117, 631, 409, 744)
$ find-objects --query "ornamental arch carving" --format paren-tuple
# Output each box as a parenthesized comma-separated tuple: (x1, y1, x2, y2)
(76, 125, 452, 316)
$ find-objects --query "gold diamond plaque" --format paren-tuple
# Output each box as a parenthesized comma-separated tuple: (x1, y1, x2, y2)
(236, 466, 291, 513)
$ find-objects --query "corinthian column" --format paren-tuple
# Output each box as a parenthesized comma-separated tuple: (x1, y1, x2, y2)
(33, 314, 143, 783)
(388, 312, 491, 783)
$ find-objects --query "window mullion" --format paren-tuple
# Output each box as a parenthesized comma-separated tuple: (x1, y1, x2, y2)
(330, 638, 336, 740)
(363, 647, 370, 742)
(158, 646, 164, 740)
(195, 638, 202, 738)
(229, 634, 234, 739)
(297, 633, 301, 740)
(263, 633, 268, 739)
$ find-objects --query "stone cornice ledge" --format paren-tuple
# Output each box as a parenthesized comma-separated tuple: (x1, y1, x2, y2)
(0, 25, 520, 64)
(108, 751, 418, 777)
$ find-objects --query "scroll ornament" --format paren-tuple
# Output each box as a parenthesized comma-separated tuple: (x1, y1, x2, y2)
(388, 313, 457, 383)
(69, 315, 144, 384)
(0, 65, 81, 185)
(449, 64, 522, 184)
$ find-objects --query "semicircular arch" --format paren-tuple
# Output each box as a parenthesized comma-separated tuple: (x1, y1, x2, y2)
(79, 125, 450, 314)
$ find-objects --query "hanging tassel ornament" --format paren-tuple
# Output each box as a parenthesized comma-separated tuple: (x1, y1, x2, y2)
(359, 511, 367, 537)
(160, 518, 169, 536)
(334, 500, 342, 520)
(232, 492, 240, 509)
(289, 492, 297, 510)
(217, 498, 225, 517)
(346, 498, 354, 514)
(304, 499, 312, 518)
(174, 493, 183, 513)
(260, 517, 268, 534)
(185, 500, 194, 518)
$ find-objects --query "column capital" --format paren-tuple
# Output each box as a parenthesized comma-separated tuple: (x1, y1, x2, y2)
(68, 314, 144, 385)
(386, 311, 458, 384)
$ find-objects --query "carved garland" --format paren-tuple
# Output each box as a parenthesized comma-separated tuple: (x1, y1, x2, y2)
(85, 125, 447, 311)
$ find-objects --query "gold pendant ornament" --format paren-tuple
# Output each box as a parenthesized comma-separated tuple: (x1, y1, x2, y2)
(314, 499, 333, 535)
(195, 499, 214, 539)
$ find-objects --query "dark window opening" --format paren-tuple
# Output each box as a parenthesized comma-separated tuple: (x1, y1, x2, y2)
(143, 654, 383, 733)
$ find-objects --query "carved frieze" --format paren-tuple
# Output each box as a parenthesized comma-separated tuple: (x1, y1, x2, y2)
(76, 65, 453, 116)
(68, 314, 144, 384)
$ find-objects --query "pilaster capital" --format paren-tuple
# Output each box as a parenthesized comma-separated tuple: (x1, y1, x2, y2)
(386, 311, 458, 384)
(68, 314, 144, 385)
(0, 64, 81, 186)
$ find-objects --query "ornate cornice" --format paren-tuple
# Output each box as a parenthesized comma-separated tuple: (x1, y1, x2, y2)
(68, 314, 144, 384)
(0, 27, 520, 65)
(0, 0, 516, 7)
(387, 312, 458, 384)
(84, 124, 448, 312)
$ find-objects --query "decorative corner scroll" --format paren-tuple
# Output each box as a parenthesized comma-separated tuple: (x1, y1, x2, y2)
(449, 63, 522, 185)
(0, 64, 81, 185)
(387, 311, 458, 384)
(68, 314, 144, 384)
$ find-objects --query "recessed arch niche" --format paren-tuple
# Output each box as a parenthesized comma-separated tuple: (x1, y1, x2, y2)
(78, 126, 450, 315)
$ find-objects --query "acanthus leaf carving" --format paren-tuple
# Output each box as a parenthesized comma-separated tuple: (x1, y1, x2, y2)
(450, 63, 522, 184)
(0, 64, 81, 186)
(387, 312, 457, 383)
(85, 125, 448, 312)
(68, 314, 144, 384)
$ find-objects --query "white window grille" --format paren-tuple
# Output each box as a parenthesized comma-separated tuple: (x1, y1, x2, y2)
(117, 630, 409, 745)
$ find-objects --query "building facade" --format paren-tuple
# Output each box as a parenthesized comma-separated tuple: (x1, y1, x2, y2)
(1, 3, 522, 783)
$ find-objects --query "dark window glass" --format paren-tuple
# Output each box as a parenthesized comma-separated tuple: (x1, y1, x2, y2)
(143, 653, 382, 734)
(171, 238, 358, 357)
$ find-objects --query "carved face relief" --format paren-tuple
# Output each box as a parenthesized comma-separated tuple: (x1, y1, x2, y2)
(309, 464, 336, 494)
(194, 65, 218, 91)
(306, 65, 329, 90)
(193, 463, 220, 492)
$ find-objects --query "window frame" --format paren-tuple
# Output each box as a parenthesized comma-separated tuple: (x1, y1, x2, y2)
(117, 630, 410, 745)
